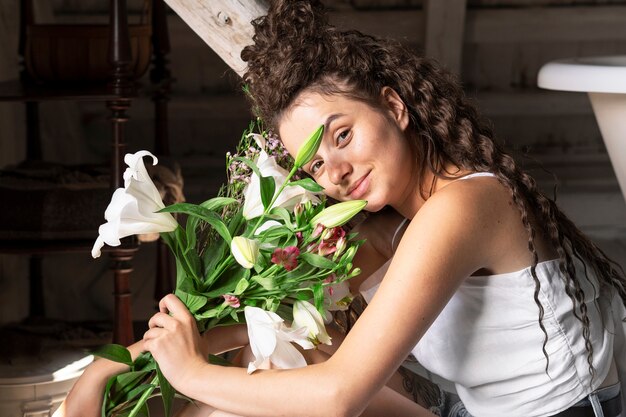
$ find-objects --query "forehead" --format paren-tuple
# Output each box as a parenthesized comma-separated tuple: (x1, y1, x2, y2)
(278, 91, 365, 156)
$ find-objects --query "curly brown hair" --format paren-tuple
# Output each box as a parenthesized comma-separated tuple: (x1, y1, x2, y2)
(241, 0, 626, 382)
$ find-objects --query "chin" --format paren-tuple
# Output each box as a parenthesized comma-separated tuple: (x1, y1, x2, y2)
(363, 200, 386, 213)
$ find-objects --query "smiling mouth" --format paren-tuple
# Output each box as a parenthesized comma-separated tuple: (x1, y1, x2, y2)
(347, 172, 370, 198)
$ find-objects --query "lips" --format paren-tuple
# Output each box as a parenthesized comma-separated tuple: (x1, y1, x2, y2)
(347, 172, 370, 199)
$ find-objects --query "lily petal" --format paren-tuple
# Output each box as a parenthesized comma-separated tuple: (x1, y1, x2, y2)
(92, 151, 178, 258)
(231, 236, 259, 269)
(243, 153, 320, 219)
(244, 306, 310, 374)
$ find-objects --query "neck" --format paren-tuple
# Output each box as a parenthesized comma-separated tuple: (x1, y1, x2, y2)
(393, 164, 468, 219)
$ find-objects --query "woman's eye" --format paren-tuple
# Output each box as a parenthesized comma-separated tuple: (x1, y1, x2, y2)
(310, 160, 323, 174)
(337, 130, 350, 145)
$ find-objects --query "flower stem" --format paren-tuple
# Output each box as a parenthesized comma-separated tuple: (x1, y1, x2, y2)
(127, 376, 158, 417)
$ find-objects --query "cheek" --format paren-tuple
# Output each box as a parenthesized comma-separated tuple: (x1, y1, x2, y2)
(318, 178, 342, 200)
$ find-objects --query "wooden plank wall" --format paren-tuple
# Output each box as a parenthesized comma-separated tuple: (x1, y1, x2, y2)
(2, 0, 624, 326)
(41, 2, 626, 196)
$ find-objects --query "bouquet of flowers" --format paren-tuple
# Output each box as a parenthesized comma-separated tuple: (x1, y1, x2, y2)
(90, 120, 366, 417)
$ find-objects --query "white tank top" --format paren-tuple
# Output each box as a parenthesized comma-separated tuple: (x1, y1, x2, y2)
(358, 172, 626, 416)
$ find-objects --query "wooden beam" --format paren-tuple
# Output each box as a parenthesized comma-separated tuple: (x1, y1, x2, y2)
(423, 0, 467, 73)
(465, 6, 626, 44)
(332, 6, 626, 45)
(163, 0, 268, 76)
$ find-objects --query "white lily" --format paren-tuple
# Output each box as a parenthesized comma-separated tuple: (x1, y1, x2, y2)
(244, 306, 313, 374)
(254, 220, 282, 236)
(91, 151, 177, 258)
(231, 236, 260, 269)
(292, 300, 332, 346)
(324, 280, 353, 312)
(243, 136, 320, 219)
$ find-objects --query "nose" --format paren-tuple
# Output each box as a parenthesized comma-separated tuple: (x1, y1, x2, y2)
(326, 158, 352, 186)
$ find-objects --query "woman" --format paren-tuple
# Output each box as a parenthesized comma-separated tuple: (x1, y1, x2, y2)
(60, 1, 626, 416)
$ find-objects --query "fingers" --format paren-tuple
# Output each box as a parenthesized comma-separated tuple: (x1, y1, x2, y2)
(143, 326, 166, 341)
(148, 312, 174, 329)
(159, 293, 191, 318)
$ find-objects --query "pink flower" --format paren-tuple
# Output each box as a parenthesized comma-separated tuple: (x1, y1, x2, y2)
(223, 294, 241, 308)
(324, 275, 336, 296)
(271, 246, 300, 271)
(316, 226, 346, 256)
(311, 223, 325, 239)
(295, 231, 303, 246)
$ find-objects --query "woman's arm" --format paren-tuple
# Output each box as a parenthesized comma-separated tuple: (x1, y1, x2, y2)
(143, 184, 499, 417)
(54, 340, 146, 417)
(55, 323, 248, 417)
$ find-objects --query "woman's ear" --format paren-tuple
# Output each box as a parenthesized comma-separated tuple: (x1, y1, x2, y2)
(380, 86, 409, 131)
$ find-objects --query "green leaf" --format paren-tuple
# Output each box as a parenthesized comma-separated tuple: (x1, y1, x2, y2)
(269, 207, 293, 228)
(230, 310, 240, 322)
(209, 354, 234, 366)
(118, 382, 154, 408)
(175, 290, 207, 313)
(160, 203, 232, 245)
(182, 247, 202, 279)
(227, 210, 244, 236)
(132, 352, 156, 372)
(287, 178, 324, 192)
(255, 225, 291, 240)
(204, 267, 250, 298)
(294, 124, 324, 168)
(260, 175, 276, 211)
(252, 274, 276, 290)
(111, 370, 152, 405)
(202, 239, 228, 278)
(299, 252, 337, 270)
(233, 277, 250, 295)
(156, 363, 174, 417)
(313, 283, 324, 312)
(92, 344, 133, 366)
(200, 197, 238, 211)
(194, 308, 220, 320)
(264, 297, 280, 312)
(102, 375, 116, 416)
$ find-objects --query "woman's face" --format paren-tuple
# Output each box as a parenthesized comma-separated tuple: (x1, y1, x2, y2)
(278, 88, 417, 213)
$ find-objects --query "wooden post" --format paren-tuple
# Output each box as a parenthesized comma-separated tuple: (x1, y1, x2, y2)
(424, 0, 467, 74)
(163, 0, 268, 76)
(151, 0, 175, 302)
(108, 0, 137, 346)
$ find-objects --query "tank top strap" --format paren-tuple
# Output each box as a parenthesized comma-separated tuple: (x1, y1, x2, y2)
(390, 173, 494, 249)
(456, 172, 496, 181)
(391, 217, 409, 250)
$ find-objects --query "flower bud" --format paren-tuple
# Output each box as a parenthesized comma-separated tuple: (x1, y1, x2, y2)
(231, 236, 260, 269)
(311, 223, 325, 239)
(222, 294, 241, 308)
(332, 237, 347, 260)
(294, 125, 324, 168)
(294, 203, 305, 225)
(292, 300, 331, 346)
(309, 200, 367, 228)
(344, 246, 357, 261)
(349, 267, 362, 278)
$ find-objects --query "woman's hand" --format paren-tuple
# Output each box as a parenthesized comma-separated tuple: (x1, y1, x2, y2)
(143, 294, 208, 392)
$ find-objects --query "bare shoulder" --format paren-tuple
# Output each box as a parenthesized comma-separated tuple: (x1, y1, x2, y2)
(405, 176, 535, 274)
(417, 176, 515, 234)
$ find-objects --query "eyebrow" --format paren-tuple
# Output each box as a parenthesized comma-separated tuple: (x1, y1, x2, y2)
(323, 113, 346, 135)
